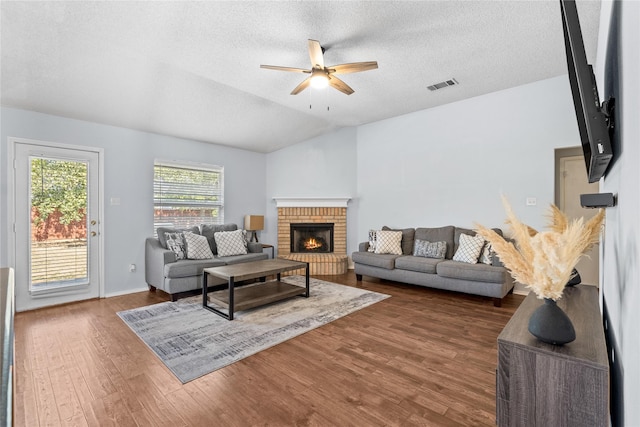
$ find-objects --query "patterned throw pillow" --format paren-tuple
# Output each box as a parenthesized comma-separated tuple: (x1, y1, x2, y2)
(214, 229, 248, 257)
(479, 242, 493, 265)
(374, 230, 403, 255)
(453, 233, 486, 264)
(368, 229, 378, 252)
(164, 232, 186, 260)
(413, 239, 447, 259)
(183, 232, 214, 260)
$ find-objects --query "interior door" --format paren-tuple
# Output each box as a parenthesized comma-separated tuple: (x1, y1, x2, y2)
(558, 154, 600, 286)
(12, 140, 102, 311)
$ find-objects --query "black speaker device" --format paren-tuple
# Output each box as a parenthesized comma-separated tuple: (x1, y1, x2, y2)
(580, 193, 616, 208)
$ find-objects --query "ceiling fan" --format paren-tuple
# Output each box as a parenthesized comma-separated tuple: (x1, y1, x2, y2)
(260, 39, 378, 95)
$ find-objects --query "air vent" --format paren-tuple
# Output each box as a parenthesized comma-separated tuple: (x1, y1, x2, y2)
(427, 78, 458, 91)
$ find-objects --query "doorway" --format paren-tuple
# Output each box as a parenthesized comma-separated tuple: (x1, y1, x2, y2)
(555, 147, 600, 286)
(10, 139, 103, 311)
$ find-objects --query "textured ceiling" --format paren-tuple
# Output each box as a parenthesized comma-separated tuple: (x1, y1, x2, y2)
(1, 1, 602, 153)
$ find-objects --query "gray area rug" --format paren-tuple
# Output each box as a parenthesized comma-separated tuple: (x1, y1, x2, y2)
(118, 276, 389, 383)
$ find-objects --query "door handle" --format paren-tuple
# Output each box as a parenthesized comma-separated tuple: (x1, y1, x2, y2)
(91, 231, 97, 237)
(91, 220, 97, 225)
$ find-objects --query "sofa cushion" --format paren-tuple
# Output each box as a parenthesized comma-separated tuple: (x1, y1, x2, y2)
(165, 258, 226, 279)
(453, 233, 485, 264)
(183, 231, 214, 260)
(351, 251, 400, 270)
(414, 226, 455, 259)
(395, 255, 441, 274)
(382, 226, 415, 255)
(200, 223, 238, 255)
(214, 229, 248, 256)
(413, 239, 447, 259)
(436, 260, 507, 283)
(157, 226, 199, 249)
(374, 230, 403, 255)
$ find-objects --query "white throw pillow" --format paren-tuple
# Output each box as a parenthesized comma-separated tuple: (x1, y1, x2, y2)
(214, 229, 248, 257)
(184, 231, 214, 260)
(453, 233, 486, 264)
(374, 230, 403, 255)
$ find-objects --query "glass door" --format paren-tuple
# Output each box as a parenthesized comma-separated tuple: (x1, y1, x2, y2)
(13, 141, 101, 311)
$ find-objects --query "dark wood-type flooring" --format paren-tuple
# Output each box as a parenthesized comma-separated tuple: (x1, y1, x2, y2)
(14, 273, 524, 426)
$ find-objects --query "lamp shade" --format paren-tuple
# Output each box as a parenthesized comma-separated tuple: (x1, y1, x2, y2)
(244, 215, 264, 231)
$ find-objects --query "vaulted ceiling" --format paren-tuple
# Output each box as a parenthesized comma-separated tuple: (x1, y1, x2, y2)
(1, 1, 602, 153)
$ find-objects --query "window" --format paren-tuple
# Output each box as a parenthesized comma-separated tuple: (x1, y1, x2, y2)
(154, 160, 224, 234)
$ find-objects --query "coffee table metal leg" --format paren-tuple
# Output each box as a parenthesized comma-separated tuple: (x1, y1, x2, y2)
(305, 262, 310, 297)
(202, 272, 233, 320)
(228, 277, 235, 321)
(203, 271, 208, 307)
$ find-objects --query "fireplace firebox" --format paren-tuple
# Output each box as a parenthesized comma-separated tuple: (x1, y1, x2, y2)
(290, 223, 334, 253)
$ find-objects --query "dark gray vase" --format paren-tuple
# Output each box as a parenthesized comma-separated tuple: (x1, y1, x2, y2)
(528, 298, 576, 345)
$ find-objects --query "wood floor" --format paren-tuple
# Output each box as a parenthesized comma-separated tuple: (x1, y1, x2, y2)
(14, 273, 524, 426)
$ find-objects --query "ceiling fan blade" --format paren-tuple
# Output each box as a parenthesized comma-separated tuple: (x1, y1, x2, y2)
(328, 75, 354, 95)
(260, 65, 310, 73)
(291, 77, 311, 95)
(308, 39, 324, 69)
(329, 61, 378, 75)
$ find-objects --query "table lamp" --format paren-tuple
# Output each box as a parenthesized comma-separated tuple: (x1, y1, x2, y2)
(244, 215, 264, 242)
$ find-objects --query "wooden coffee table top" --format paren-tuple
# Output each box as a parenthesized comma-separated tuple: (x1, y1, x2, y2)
(203, 258, 306, 282)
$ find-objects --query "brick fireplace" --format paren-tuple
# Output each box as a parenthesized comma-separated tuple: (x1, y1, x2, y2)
(274, 198, 350, 275)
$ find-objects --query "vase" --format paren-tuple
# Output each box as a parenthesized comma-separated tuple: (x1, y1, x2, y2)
(565, 268, 582, 287)
(528, 298, 576, 345)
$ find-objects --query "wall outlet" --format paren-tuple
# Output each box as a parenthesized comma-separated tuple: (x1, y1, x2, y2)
(526, 197, 537, 206)
(129, 263, 136, 272)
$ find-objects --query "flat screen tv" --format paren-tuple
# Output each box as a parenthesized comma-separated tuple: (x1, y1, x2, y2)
(560, 0, 613, 183)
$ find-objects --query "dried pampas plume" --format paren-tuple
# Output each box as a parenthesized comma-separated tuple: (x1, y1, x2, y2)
(475, 196, 604, 301)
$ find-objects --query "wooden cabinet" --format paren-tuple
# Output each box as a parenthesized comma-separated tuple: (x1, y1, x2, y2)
(497, 285, 608, 426)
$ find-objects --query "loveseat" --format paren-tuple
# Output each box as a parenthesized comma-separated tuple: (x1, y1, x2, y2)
(352, 225, 514, 306)
(145, 223, 268, 300)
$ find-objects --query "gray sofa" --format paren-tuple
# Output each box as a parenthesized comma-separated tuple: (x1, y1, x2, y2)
(352, 226, 514, 306)
(145, 223, 268, 300)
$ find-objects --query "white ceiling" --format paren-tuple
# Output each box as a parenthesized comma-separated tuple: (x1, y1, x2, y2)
(1, 1, 602, 153)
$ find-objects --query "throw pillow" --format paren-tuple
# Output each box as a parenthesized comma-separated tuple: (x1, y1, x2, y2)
(368, 229, 378, 252)
(452, 233, 485, 264)
(374, 230, 403, 255)
(479, 242, 493, 265)
(413, 239, 447, 259)
(157, 226, 199, 249)
(200, 223, 238, 255)
(164, 232, 186, 260)
(214, 229, 248, 257)
(183, 231, 214, 260)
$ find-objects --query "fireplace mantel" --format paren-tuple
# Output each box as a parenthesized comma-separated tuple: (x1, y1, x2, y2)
(273, 197, 351, 208)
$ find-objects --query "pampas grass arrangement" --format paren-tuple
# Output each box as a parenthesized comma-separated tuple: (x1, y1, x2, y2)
(476, 196, 604, 301)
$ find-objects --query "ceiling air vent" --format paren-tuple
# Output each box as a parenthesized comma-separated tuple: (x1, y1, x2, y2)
(427, 78, 458, 91)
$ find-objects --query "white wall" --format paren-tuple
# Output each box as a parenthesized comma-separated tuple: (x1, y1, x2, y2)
(265, 127, 358, 255)
(356, 75, 582, 243)
(0, 107, 266, 297)
(596, 1, 640, 425)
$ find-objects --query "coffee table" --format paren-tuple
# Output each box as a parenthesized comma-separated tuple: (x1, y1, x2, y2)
(202, 259, 309, 320)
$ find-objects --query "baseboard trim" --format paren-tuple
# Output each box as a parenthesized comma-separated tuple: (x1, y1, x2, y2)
(104, 286, 149, 298)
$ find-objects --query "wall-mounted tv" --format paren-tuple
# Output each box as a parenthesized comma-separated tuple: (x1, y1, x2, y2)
(560, 0, 613, 183)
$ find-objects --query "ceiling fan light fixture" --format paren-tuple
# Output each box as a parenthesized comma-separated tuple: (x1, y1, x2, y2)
(310, 70, 329, 89)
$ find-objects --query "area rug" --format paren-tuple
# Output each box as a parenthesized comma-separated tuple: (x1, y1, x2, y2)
(118, 276, 389, 383)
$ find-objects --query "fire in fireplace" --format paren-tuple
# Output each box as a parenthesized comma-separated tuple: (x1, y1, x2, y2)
(290, 223, 334, 253)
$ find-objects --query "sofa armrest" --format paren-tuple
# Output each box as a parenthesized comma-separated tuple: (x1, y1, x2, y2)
(145, 237, 176, 289)
(358, 242, 370, 252)
(247, 242, 262, 253)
